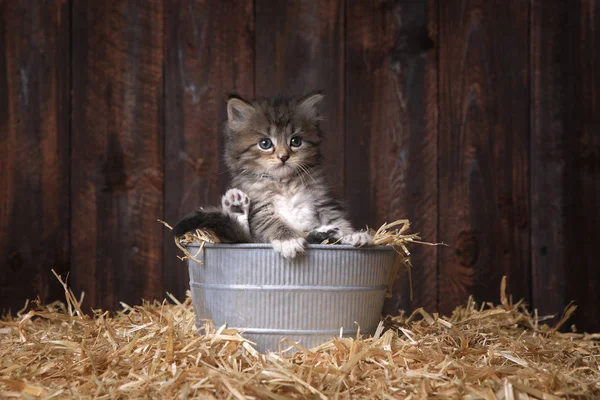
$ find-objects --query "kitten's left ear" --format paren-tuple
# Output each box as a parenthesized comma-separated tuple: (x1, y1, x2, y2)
(298, 91, 324, 121)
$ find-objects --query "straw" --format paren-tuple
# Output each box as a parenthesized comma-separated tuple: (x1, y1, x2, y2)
(1, 273, 598, 399)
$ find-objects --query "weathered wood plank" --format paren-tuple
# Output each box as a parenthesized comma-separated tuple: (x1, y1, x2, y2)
(71, 0, 164, 310)
(255, 0, 345, 196)
(164, 0, 254, 299)
(346, 0, 439, 314)
(563, 0, 600, 332)
(438, 0, 530, 313)
(0, 1, 70, 313)
(530, 0, 568, 326)
(344, 0, 375, 233)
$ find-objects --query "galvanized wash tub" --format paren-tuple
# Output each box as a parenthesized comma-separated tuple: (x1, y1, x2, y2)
(185, 243, 397, 352)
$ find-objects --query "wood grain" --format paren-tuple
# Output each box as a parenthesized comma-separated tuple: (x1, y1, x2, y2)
(71, 0, 164, 311)
(346, 0, 439, 314)
(1, 0, 599, 333)
(0, 1, 70, 313)
(164, 0, 254, 299)
(344, 0, 375, 233)
(438, 0, 530, 314)
(563, 0, 600, 332)
(255, 0, 345, 196)
(530, 0, 568, 325)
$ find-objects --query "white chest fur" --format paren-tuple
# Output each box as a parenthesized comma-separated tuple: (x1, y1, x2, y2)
(272, 192, 318, 232)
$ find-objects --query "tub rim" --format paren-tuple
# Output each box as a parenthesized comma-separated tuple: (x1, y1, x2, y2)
(183, 242, 396, 252)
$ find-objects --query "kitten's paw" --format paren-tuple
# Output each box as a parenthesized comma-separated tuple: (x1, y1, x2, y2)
(306, 225, 342, 244)
(341, 231, 373, 247)
(222, 188, 250, 217)
(271, 238, 307, 260)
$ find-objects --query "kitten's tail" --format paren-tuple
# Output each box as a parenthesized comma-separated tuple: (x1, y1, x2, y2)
(172, 208, 251, 243)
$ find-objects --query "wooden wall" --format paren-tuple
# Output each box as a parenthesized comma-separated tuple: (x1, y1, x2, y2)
(1, 0, 599, 332)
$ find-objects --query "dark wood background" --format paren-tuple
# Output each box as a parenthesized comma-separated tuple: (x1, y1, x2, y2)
(1, 0, 599, 332)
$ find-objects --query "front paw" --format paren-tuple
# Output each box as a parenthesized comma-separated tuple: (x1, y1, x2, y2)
(222, 188, 250, 216)
(271, 238, 307, 260)
(341, 231, 373, 247)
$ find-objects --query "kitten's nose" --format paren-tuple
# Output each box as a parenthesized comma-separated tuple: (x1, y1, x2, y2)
(278, 153, 289, 163)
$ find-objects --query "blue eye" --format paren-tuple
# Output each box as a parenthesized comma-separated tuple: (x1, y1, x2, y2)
(290, 136, 302, 147)
(258, 138, 273, 150)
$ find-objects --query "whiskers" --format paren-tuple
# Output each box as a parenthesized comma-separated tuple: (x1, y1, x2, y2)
(295, 163, 317, 184)
(295, 165, 307, 186)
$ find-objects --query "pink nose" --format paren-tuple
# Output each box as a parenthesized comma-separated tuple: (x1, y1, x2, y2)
(278, 153, 289, 163)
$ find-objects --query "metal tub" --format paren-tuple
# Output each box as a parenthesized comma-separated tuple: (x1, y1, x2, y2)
(185, 243, 396, 352)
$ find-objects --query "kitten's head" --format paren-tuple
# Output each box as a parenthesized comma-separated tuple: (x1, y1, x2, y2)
(223, 92, 325, 180)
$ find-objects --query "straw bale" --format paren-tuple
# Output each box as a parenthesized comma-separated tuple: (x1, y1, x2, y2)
(1, 272, 598, 399)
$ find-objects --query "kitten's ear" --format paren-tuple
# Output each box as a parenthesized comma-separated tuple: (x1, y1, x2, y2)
(227, 95, 255, 129)
(298, 91, 324, 121)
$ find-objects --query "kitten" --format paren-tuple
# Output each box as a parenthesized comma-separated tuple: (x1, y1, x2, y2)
(173, 92, 372, 259)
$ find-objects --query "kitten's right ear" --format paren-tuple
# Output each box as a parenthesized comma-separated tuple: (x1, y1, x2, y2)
(227, 95, 255, 130)
(298, 91, 325, 121)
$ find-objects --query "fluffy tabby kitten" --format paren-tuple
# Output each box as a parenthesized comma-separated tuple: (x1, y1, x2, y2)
(173, 92, 372, 259)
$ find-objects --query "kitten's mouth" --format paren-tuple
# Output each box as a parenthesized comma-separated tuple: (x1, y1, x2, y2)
(266, 163, 295, 178)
